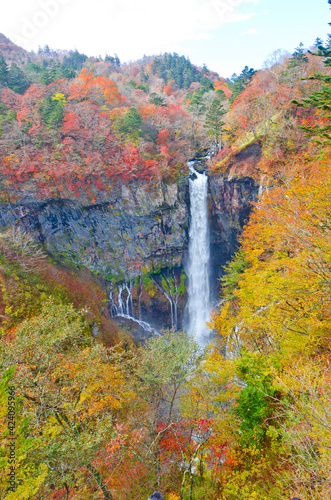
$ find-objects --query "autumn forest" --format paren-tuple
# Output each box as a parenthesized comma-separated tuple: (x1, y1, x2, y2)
(1, 2, 331, 499)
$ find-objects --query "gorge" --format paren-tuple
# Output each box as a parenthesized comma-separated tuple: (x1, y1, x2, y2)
(0, 144, 260, 340)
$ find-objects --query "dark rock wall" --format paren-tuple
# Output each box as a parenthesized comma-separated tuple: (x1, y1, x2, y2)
(0, 181, 188, 281)
(0, 152, 260, 331)
(209, 175, 259, 302)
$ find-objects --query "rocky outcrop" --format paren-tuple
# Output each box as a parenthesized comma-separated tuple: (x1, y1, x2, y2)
(205, 141, 261, 300)
(0, 181, 188, 280)
(209, 175, 259, 300)
(222, 141, 263, 177)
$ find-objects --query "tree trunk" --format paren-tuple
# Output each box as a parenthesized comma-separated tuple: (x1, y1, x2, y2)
(87, 464, 114, 500)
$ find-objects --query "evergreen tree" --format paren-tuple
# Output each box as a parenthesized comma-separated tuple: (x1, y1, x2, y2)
(6, 63, 30, 94)
(105, 54, 116, 64)
(186, 87, 207, 149)
(0, 59, 30, 94)
(293, 0, 331, 143)
(149, 93, 166, 106)
(105, 54, 121, 66)
(288, 42, 308, 68)
(151, 53, 213, 90)
(27, 61, 75, 85)
(140, 69, 149, 83)
(136, 83, 149, 93)
(62, 49, 88, 72)
(314, 37, 324, 47)
(187, 88, 207, 117)
(0, 55, 9, 87)
(204, 93, 226, 154)
(40, 94, 65, 130)
(229, 66, 257, 105)
(114, 53, 121, 67)
(113, 107, 142, 142)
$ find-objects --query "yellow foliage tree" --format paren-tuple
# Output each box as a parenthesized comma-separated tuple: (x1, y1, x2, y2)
(0, 366, 47, 499)
(0, 299, 135, 499)
(211, 150, 331, 499)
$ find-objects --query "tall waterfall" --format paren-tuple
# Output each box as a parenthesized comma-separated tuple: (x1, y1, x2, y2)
(186, 163, 211, 342)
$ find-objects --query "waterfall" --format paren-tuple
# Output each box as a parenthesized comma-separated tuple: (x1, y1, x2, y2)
(109, 282, 158, 334)
(186, 162, 211, 342)
(150, 270, 179, 331)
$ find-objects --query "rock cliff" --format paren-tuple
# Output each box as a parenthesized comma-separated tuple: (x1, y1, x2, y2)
(0, 181, 188, 280)
(208, 142, 261, 300)
(209, 175, 259, 300)
(0, 144, 261, 333)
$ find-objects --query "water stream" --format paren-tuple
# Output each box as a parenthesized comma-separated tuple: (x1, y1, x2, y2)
(109, 282, 158, 334)
(185, 162, 211, 343)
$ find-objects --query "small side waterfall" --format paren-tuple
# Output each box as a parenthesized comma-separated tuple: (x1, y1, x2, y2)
(186, 162, 211, 342)
(150, 270, 180, 331)
(109, 282, 158, 334)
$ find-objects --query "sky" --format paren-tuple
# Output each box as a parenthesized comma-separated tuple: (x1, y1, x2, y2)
(1, 0, 330, 77)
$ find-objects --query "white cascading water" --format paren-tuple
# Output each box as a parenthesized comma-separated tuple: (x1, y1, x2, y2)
(109, 282, 158, 334)
(186, 162, 211, 342)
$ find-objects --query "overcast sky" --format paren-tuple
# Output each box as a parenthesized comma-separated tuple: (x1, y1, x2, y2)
(1, 0, 330, 77)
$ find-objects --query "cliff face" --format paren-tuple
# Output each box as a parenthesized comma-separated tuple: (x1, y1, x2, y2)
(0, 181, 188, 280)
(209, 175, 259, 299)
(208, 142, 262, 300)
(0, 181, 189, 334)
(0, 146, 260, 333)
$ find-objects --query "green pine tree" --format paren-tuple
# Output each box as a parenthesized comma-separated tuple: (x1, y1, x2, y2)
(293, 0, 331, 143)
(149, 93, 166, 106)
(7, 63, 30, 94)
(113, 107, 142, 142)
(0, 55, 9, 88)
(40, 94, 65, 130)
(229, 66, 257, 105)
(204, 93, 226, 154)
(288, 42, 308, 68)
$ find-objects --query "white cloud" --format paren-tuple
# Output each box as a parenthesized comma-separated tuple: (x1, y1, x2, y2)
(1, 0, 258, 60)
(241, 27, 258, 36)
(196, 32, 213, 41)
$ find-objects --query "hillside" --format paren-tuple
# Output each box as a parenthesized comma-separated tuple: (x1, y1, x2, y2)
(1, 12, 331, 500)
(0, 33, 32, 63)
